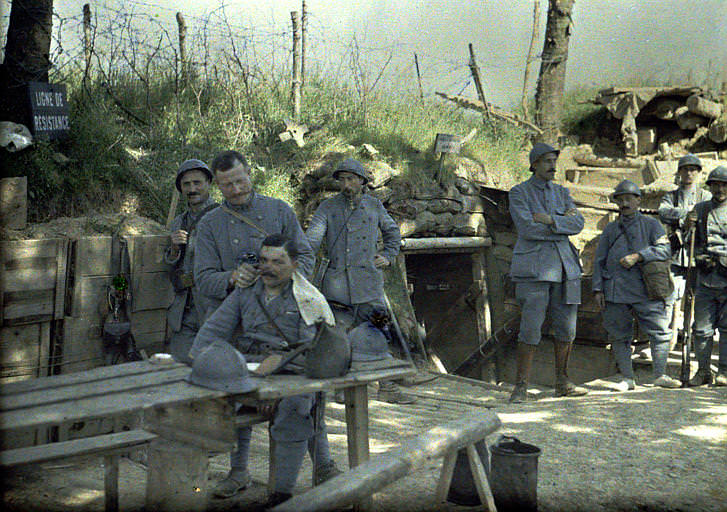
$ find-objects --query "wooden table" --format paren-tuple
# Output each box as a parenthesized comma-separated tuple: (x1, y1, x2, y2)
(0, 358, 415, 511)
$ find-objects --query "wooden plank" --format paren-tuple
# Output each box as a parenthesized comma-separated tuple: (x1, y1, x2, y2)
(144, 398, 235, 451)
(71, 275, 108, 320)
(272, 409, 502, 512)
(104, 454, 120, 512)
(131, 271, 174, 312)
(0, 360, 185, 395)
(1, 238, 60, 262)
(0, 429, 157, 467)
(1, 266, 57, 293)
(61, 316, 103, 373)
(38, 321, 51, 378)
(1, 290, 54, 323)
(1, 366, 191, 411)
(74, 237, 113, 277)
(466, 443, 497, 512)
(0, 324, 42, 383)
(344, 384, 371, 512)
(400, 236, 491, 253)
(54, 239, 70, 320)
(128, 235, 171, 274)
(434, 449, 458, 504)
(0, 176, 27, 230)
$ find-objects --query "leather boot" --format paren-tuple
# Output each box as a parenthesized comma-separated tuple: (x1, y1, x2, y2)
(554, 341, 587, 397)
(509, 343, 536, 403)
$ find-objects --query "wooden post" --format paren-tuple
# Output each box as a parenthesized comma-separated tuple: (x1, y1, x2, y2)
(344, 384, 371, 512)
(290, 11, 302, 121)
(301, 0, 307, 90)
(176, 12, 187, 87)
(104, 454, 120, 512)
(83, 4, 92, 81)
(414, 53, 424, 104)
(467, 43, 492, 126)
(521, 0, 540, 121)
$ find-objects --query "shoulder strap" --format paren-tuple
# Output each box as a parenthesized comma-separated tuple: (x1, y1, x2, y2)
(221, 205, 269, 236)
(254, 294, 295, 346)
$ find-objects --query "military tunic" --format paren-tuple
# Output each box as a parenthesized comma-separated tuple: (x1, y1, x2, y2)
(306, 192, 400, 307)
(691, 199, 727, 373)
(508, 175, 584, 344)
(194, 193, 314, 316)
(191, 280, 324, 494)
(164, 198, 217, 363)
(658, 185, 711, 267)
(592, 213, 672, 378)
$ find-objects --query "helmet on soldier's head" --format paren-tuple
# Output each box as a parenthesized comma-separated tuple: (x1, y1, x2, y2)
(706, 166, 727, 185)
(677, 154, 702, 170)
(333, 158, 370, 183)
(613, 179, 642, 198)
(176, 159, 213, 192)
(528, 143, 559, 166)
(186, 340, 257, 393)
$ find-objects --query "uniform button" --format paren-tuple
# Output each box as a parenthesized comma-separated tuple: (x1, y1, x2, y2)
(233, 239, 239, 244)
(230, 220, 235, 224)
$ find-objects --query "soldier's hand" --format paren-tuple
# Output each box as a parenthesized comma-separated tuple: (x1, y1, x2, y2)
(564, 208, 579, 217)
(593, 292, 605, 312)
(684, 210, 698, 232)
(373, 254, 390, 268)
(230, 263, 259, 288)
(619, 252, 642, 269)
(170, 229, 188, 246)
(532, 213, 554, 225)
(257, 399, 279, 419)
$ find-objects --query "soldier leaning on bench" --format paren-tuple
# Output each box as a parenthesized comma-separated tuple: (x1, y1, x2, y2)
(164, 159, 218, 364)
(191, 150, 341, 500)
(508, 143, 587, 403)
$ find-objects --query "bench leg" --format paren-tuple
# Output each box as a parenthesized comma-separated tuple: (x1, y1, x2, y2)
(466, 443, 497, 512)
(268, 429, 276, 495)
(104, 454, 119, 512)
(344, 384, 371, 512)
(434, 449, 458, 505)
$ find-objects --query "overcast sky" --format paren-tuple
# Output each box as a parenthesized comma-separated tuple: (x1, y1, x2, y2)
(2, 0, 726, 107)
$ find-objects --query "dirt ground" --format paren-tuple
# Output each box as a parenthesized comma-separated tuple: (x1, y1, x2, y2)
(2, 370, 725, 512)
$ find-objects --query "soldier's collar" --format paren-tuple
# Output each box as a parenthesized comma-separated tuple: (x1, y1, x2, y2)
(529, 175, 551, 189)
(225, 192, 257, 212)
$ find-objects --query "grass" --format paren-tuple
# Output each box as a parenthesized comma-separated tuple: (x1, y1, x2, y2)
(0, 66, 545, 225)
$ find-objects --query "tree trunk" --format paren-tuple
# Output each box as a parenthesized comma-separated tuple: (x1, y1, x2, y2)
(534, 0, 575, 145)
(0, 0, 54, 124)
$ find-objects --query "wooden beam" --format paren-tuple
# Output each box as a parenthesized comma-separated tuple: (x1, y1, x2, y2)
(400, 236, 491, 253)
(272, 410, 501, 512)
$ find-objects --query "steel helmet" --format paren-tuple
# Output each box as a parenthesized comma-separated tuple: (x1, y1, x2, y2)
(528, 142, 560, 166)
(349, 323, 393, 362)
(677, 154, 702, 170)
(613, 179, 642, 197)
(176, 159, 213, 192)
(186, 340, 257, 393)
(304, 324, 351, 379)
(332, 158, 370, 184)
(706, 166, 727, 185)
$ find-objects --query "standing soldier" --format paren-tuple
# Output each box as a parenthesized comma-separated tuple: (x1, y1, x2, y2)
(686, 166, 727, 386)
(165, 159, 218, 364)
(593, 180, 680, 390)
(305, 158, 412, 404)
(193, 150, 339, 498)
(508, 143, 587, 403)
(658, 154, 711, 346)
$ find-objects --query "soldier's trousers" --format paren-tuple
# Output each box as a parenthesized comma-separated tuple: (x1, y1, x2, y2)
(231, 393, 333, 493)
(602, 300, 671, 379)
(168, 306, 200, 364)
(692, 283, 727, 373)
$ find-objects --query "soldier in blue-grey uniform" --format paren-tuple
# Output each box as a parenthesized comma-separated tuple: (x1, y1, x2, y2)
(685, 166, 727, 387)
(193, 151, 338, 499)
(191, 235, 338, 508)
(593, 180, 681, 391)
(658, 154, 711, 347)
(194, 150, 315, 317)
(508, 143, 587, 403)
(305, 158, 411, 403)
(164, 159, 218, 364)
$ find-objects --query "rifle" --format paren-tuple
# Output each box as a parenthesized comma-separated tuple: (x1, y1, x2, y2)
(383, 293, 415, 366)
(679, 226, 696, 387)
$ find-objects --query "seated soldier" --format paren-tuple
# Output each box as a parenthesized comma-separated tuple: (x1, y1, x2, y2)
(189, 234, 340, 507)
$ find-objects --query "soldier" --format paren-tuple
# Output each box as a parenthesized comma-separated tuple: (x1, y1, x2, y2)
(593, 180, 680, 390)
(164, 159, 218, 364)
(686, 166, 727, 387)
(193, 151, 338, 498)
(508, 143, 587, 403)
(658, 154, 711, 346)
(305, 158, 412, 404)
(190, 235, 339, 507)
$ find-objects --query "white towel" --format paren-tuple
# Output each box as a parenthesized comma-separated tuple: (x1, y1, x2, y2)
(291, 270, 335, 326)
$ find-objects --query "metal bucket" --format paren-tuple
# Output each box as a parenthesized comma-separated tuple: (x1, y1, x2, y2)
(489, 435, 541, 512)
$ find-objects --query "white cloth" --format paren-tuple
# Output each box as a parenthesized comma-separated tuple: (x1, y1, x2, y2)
(291, 270, 335, 326)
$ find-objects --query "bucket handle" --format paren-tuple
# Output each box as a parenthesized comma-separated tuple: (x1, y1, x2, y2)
(495, 434, 523, 447)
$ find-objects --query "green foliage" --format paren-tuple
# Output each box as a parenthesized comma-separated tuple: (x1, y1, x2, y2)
(4, 68, 529, 224)
(559, 86, 610, 138)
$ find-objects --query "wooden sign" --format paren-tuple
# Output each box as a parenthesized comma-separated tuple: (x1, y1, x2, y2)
(434, 133, 461, 154)
(27, 82, 70, 140)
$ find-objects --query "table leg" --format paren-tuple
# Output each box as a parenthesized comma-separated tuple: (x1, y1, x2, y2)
(344, 384, 371, 511)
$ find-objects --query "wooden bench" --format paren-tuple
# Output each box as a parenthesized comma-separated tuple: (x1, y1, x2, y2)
(271, 409, 501, 512)
(0, 429, 157, 512)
